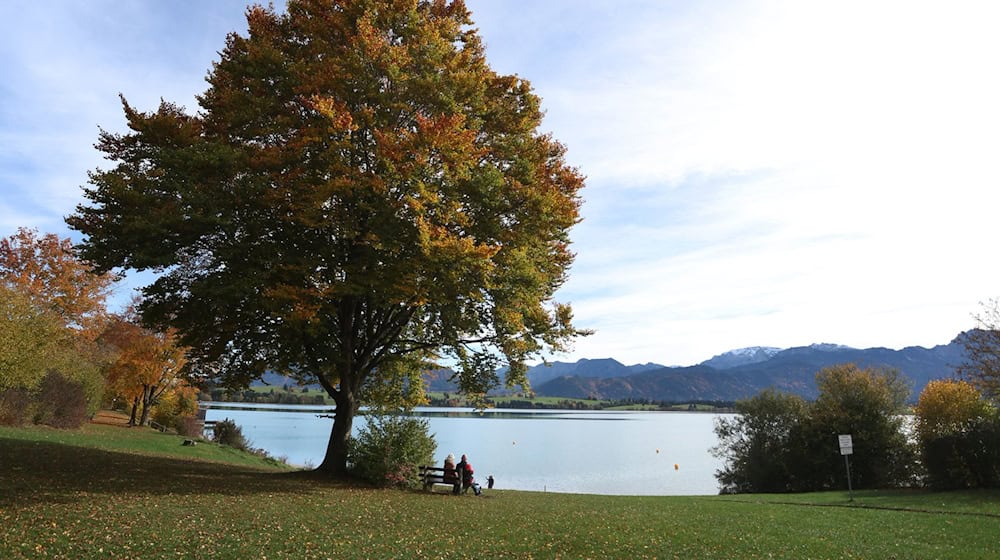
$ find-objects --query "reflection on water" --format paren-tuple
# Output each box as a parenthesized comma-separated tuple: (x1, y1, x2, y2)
(204, 403, 727, 496)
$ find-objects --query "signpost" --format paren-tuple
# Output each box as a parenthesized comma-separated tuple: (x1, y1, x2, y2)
(838, 434, 854, 501)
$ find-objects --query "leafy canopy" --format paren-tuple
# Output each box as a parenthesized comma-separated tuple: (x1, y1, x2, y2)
(68, 0, 587, 473)
(0, 229, 112, 413)
(915, 379, 993, 441)
(0, 228, 116, 338)
(0, 284, 72, 392)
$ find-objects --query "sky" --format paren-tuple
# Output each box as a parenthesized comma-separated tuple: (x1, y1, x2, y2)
(3, 1, 1000, 367)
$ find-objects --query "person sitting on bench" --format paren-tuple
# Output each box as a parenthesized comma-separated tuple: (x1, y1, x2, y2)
(443, 453, 459, 492)
(456, 454, 482, 496)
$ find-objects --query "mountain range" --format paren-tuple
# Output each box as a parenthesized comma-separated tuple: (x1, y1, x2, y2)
(258, 333, 971, 404)
(520, 338, 967, 403)
(424, 335, 969, 403)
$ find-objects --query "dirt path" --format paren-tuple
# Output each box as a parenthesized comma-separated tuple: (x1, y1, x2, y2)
(90, 410, 131, 427)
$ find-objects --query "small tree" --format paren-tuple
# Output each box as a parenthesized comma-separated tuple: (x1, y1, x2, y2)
(0, 284, 70, 393)
(712, 389, 808, 493)
(915, 379, 992, 441)
(807, 364, 915, 489)
(100, 309, 189, 426)
(915, 379, 1000, 489)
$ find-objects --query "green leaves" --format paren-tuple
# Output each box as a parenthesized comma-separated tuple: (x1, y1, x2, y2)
(68, 0, 586, 474)
(714, 364, 917, 493)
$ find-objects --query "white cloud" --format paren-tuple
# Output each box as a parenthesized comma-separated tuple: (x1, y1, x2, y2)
(464, 1, 1000, 364)
(2, 1, 999, 365)
(0, 2, 250, 235)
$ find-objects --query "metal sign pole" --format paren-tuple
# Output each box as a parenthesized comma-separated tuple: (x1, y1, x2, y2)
(838, 434, 854, 502)
(844, 454, 853, 502)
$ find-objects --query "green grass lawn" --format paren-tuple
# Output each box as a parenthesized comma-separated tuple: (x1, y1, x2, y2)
(1, 421, 998, 559)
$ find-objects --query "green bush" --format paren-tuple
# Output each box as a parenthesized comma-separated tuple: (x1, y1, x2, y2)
(922, 415, 1000, 489)
(212, 418, 250, 451)
(347, 413, 436, 488)
(713, 389, 808, 493)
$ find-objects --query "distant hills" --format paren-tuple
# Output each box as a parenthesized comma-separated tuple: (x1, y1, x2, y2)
(524, 338, 967, 403)
(426, 335, 969, 403)
(256, 333, 972, 404)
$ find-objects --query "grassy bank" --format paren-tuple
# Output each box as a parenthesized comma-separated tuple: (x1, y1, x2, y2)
(1, 419, 998, 559)
(0, 412, 293, 470)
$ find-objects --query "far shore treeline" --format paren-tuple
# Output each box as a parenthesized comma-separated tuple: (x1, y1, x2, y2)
(200, 384, 736, 412)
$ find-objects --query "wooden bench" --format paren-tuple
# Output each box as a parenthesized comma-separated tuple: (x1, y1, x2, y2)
(419, 466, 461, 494)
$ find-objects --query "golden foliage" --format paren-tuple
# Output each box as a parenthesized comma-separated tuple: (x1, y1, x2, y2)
(915, 379, 992, 441)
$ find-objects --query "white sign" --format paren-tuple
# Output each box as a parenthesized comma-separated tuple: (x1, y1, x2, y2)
(838, 434, 853, 455)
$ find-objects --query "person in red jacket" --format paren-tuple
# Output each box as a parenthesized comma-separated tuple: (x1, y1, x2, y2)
(456, 454, 482, 496)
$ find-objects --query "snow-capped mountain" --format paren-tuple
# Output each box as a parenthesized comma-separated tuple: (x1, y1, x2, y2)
(699, 346, 782, 370)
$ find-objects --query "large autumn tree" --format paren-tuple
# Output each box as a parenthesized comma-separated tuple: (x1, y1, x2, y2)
(69, 0, 586, 475)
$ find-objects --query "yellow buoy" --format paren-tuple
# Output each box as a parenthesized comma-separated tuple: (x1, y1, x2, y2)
(674, 464, 679, 470)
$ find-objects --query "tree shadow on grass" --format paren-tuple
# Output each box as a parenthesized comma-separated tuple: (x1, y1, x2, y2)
(0, 437, 356, 507)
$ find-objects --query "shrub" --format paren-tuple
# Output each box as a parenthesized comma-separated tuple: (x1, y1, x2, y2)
(347, 413, 436, 488)
(175, 415, 203, 438)
(712, 389, 809, 493)
(34, 370, 89, 429)
(212, 418, 250, 451)
(152, 390, 199, 434)
(915, 380, 999, 489)
(0, 388, 31, 426)
(920, 413, 1000, 489)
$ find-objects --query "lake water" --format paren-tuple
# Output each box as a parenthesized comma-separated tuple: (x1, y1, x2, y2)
(204, 404, 730, 496)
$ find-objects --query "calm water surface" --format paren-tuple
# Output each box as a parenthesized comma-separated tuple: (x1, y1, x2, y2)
(204, 404, 729, 496)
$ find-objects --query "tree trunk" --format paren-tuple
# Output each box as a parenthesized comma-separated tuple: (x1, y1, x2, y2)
(316, 389, 357, 476)
(128, 396, 140, 426)
(138, 385, 154, 426)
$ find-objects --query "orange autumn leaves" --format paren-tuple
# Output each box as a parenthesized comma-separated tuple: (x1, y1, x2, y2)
(1, 228, 191, 426)
(101, 309, 190, 426)
(0, 228, 115, 338)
